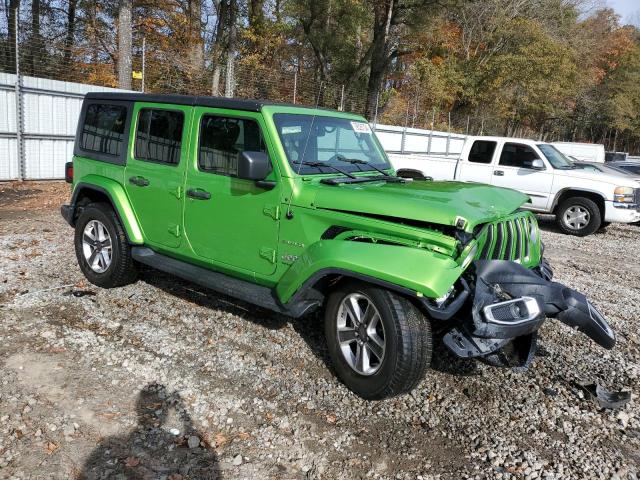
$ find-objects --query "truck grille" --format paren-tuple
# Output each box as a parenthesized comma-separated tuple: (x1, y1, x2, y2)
(478, 214, 536, 263)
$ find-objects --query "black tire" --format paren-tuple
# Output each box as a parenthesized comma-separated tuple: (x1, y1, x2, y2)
(324, 282, 432, 400)
(555, 196, 601, 236)
(599, 222, 611, 230)
(74, 202, 138, 288)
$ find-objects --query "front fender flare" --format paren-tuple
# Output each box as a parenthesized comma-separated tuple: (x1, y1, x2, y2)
(277, 240, 462, 304)
(71, 177, 144, 244)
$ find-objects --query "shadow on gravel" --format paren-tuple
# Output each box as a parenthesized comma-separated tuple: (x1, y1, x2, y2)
(138, 269, 481, 381)
(80, 383, 220, 480)
(429, 340, 481, 376)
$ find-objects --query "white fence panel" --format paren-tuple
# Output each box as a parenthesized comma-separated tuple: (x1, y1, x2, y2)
(0, 138, 20, 180)
(372, 123, 466, 156)
(0, 73, 128, 180)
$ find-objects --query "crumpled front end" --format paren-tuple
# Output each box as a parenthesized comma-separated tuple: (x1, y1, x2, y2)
(435, 259, 615, 367)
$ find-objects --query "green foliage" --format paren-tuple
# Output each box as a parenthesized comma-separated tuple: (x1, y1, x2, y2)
(3, 0, 640, 150)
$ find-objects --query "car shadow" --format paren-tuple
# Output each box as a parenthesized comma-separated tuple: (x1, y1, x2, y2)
(138, 268, 482, 382)
(139, 267, 289, 331)
(80, 383, 221, 480)
(139, 267, 335, 369)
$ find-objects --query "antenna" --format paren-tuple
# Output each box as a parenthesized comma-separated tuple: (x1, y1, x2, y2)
(285, 81, 325, 219)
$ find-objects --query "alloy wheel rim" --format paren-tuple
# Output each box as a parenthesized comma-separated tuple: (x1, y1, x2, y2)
(336, 293, 386, 376)
(82, 220, 112, 273)
(563, 206, 590, 230)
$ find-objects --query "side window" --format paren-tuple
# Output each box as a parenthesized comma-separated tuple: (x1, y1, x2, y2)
(135, 109, 184, 165)
(499, 143, 539, 167)
(198, 115, 265, 176)
(80, 104, 127, 156)
(468, 140, 496, 164)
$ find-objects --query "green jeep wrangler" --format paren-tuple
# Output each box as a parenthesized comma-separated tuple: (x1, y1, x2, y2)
(61, 92, 615, 399)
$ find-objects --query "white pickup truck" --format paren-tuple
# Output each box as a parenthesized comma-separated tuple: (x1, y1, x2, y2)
(388, 136, 640, 236)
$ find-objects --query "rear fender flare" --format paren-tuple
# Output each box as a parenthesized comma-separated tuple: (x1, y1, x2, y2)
(71, 177, 144, 244)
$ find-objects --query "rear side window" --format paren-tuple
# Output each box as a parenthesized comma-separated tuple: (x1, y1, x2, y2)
(80, 104, 127, 156)
(468, 140, 496, 164)
(499, 143, 539, 167)
(198, 115, 265, 176)
(135, 109, 184, 165)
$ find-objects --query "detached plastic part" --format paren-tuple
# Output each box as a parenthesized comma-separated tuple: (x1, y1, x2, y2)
(443, 259, 616, 362)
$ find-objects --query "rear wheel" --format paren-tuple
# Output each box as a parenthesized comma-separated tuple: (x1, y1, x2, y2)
(74, 202, 137, 288)
(324, 282, 432, 400)
(555, 196, 601, 236)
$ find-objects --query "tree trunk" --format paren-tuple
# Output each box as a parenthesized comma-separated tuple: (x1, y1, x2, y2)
(8, 0, 20, 73)
(30, 0, 40, 76)
(117, 0, 133, 89)
(365, 0, 394, 119)
(249, 0, 265, 33)
(225, 0, 237, 98)
(62, 0, 77, 72)
(210, 0, 227, 96)
(187, 0, 205, 73)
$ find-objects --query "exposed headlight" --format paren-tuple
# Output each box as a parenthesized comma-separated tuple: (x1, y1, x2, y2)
(614, 186, 635, 203)
(434, 286, 455, 307)
(460, 244, 478, 271)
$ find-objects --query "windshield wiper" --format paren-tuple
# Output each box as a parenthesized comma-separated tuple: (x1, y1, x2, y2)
(335, 155, 393, 177)
(292, 160, 357, 179)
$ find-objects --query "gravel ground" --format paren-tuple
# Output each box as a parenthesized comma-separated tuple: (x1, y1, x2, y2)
(1, 182, 639, 480)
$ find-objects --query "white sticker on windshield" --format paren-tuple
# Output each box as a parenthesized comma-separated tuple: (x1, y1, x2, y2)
(350, 121, 372, 134)
(281, 125, 302, 134)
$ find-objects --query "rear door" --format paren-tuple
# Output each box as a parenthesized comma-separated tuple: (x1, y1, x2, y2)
(183, 108, 281, 276)
(490, 142, 553, 210)
(457, 140, 497, 185)
(125, 103, 192, 249)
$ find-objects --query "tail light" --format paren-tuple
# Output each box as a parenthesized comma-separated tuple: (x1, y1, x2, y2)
(65, 161, 73, 183)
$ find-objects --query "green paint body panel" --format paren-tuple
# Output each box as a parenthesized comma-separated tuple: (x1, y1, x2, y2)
(68, 99, 542, 304)
(276, 240, 462, 302)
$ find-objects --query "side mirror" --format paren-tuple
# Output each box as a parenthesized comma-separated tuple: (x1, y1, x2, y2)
(523, 158, 545, 170)
(237, 151, 273, 182)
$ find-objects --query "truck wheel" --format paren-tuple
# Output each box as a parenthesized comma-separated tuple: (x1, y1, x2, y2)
(324, 282, 432, 400)
(555, 197, 601, 236)
(74, 202, 137, 288)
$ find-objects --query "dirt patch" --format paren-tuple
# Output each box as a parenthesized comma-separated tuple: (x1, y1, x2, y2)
(0, 180, 70, 212)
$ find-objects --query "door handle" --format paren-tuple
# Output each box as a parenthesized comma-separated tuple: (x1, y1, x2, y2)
(186, 188, 211, 200)
(493, 170, 504, 176)
(129, 176, 150, 187)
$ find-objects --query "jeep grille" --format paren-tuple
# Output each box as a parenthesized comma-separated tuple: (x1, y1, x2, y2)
(478, 214, 536, 263)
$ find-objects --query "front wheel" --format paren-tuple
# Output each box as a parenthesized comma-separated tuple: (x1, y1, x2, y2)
(555, 196, 602, 236)
(324, 282, 432, 400)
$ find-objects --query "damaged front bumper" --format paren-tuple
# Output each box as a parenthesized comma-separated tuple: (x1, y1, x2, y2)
(426, 259, 615, 367)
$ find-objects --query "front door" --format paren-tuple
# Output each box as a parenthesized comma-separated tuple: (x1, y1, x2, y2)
(490, 142, 553, 211)
(125, 103, 192, 249)
(183, 108, 281, 277)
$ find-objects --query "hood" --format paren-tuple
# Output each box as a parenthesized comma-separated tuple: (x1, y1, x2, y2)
(558, 168, 640, 187)
(308, 179, 529, 231)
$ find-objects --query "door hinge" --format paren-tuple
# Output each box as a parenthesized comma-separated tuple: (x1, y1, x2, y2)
(171, 186, 183, 199)
(259, 247, 277, 264)
(263, 204, 280, 220)
(168, 224, 181, 237)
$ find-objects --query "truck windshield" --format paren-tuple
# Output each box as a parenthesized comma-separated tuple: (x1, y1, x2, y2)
(273, 113, 391, 175)
(537, 144, 575, 169)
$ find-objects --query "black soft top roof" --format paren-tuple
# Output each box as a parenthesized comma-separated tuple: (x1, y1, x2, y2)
(84, 91, 296, 112)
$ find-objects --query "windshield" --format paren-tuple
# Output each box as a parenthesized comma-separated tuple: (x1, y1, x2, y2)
(273, 113, 391, 175)
(537, 144, 574, 169)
